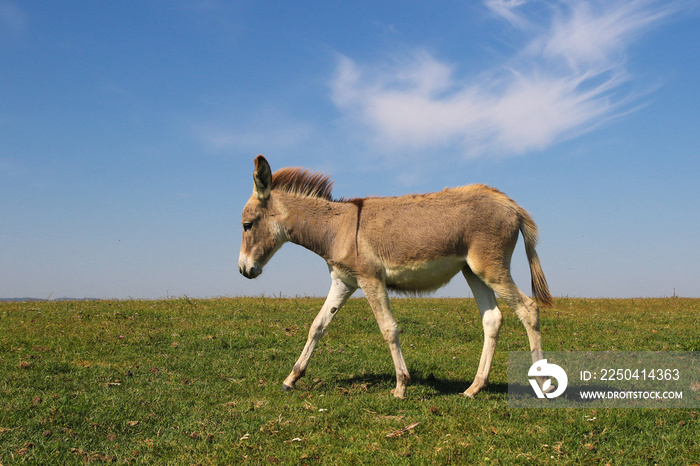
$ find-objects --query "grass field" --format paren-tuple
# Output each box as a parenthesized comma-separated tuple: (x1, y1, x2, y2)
(1, 297, 698, 464)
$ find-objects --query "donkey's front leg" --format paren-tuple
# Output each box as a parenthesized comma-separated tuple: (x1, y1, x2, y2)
(360, 278, 411, 399)
(282, 274, 356, 392)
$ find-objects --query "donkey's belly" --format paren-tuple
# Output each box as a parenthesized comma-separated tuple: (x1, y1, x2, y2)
(384, 256, 466, 293)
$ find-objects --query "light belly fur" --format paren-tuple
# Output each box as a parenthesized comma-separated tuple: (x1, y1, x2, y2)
(384, 256, 466, 292)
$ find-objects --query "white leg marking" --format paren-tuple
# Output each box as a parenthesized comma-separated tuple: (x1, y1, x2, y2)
(468, 271, 545, 395)
(463, 270, 502, 398)
(282, 273, 356, 390)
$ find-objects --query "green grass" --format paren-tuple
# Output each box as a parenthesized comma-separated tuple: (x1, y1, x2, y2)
(1, 297, 698, 464)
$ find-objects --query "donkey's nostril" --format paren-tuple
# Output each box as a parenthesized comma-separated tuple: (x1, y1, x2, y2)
(240, 266, 260, 279)
(239, 266, 254, 279)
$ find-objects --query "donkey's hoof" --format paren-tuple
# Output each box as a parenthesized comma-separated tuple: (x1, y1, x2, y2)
(462, 385, 483, 399)
(462, 378, 487, 398)
(281, 383, 294, 392)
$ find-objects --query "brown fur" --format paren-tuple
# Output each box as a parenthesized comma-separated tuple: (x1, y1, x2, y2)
(239, 155, 553, 399)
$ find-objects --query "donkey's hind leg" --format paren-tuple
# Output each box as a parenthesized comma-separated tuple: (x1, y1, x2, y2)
(487, 276, 548, 392)
(462, 268, 503, 398)
(491, 280, 543, 367)
(282, 273, 356, 391)
(475, 270, 544, 376)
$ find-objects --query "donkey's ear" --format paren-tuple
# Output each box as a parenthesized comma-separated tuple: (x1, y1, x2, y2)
(253, 155, 272, 200)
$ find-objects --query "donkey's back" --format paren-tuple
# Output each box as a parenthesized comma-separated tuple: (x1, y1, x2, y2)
(351, 185, 544, 296)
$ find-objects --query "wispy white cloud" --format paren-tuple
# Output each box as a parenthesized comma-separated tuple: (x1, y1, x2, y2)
(485, 0, 528, 27)
(538, 0, 676, 69)
(331, 0, 681, 158)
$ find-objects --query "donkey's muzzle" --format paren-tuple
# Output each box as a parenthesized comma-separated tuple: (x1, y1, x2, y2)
(239, 251, 263, 279)
(239, 264, 262, 279)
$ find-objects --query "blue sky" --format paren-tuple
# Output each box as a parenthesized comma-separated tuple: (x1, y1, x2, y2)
(1, 0, 699, 299)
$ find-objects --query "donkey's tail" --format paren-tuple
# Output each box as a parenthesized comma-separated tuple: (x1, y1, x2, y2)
(519, 212, 554, 307)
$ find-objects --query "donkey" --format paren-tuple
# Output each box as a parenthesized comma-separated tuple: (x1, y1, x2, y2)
(238, 155, 553, 399)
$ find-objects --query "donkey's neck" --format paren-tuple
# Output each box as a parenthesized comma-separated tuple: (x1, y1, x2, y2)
(278, 195, 350, 261)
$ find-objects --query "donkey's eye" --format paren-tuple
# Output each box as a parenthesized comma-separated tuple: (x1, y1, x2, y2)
(243, 222, 253, 232)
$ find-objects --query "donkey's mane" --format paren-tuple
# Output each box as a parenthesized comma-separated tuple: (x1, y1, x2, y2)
(271, 167, 334, 201)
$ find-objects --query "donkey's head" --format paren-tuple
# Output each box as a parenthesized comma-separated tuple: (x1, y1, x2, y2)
(238, 155, 286, 279)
